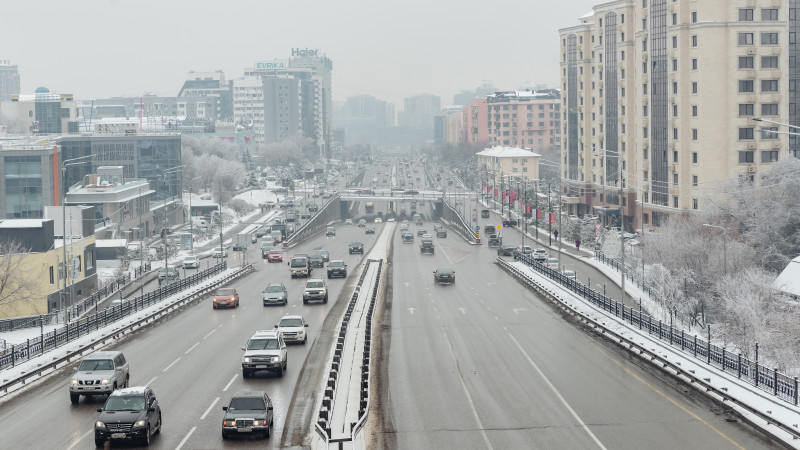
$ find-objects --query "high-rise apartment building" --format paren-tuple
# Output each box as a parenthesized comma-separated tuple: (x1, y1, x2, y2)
(485, 90, 561, 157)
(399, 94, 441, 130)
(177, 71, 233, 120)
(232, 75, 265, 143)
(262, 75, 302, 145)
(0, 60, 20, 101)
(288, 50, 333, 158)
(559, 1, 796, 231)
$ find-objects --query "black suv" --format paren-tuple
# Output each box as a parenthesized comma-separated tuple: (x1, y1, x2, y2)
(497, 245, 516, 256)
(327, 260, 347, 278)
(349, 241, 364, 254)
(222, 390, 274, 440)
(436, 229, 447, 238)
(94, 386, 161, 447)
(433, 268, 455, 285)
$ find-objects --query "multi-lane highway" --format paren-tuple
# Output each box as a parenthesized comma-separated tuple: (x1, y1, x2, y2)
(0, 160, 778, 449)
(0, 217, 385, 449)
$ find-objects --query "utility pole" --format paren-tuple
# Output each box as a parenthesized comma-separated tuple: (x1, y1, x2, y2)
(619, 162, 626, 308)
(547, 179, 552, 246)
(557, 174, 562, 270)
(534, 181, 539, 239)
(500, 173, 505, 216)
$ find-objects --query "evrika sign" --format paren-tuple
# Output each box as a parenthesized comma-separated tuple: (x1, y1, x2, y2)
(254, 60, 288, 71)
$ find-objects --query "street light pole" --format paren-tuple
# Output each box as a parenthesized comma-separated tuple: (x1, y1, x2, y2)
(188, 175, 202, 254)
(60, 154, 93, 322)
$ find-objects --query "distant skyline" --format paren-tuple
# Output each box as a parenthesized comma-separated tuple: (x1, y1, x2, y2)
(0, 0, 599, 109)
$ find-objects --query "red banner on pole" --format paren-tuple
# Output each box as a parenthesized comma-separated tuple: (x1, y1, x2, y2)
(549, 212, 555, 224)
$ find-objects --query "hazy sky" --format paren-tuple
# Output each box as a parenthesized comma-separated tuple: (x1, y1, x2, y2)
(1, 0, 599, 109)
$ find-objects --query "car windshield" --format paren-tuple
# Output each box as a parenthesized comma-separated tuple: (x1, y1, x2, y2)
(351, 242, 362, 246)
(265, 285, 284, 293)
(279, 318, 304, 327)
(104, 395, 146, 411)
(247, 338, 279, 350)
(437, 269, 454, 275)
(79, 359, 113, 371)
(290, 258, 306, 267)
(228, 397, 266, 411)
(307, 281, 323, 288)
(329, 261, 343, 267)
(216, 289, 234, 296)
(269, 250, 281, 254)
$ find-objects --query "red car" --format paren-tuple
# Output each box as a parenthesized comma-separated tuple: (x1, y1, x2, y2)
(213, 288, 239, 309)
(267, 249, 284, 263)
(360, 189, 375, 195)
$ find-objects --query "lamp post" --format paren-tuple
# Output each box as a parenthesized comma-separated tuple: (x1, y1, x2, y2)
(187, 176, 202, 254)
(593, 146, 626, 307)
(753, 116, 800, 157)
(60, 154, 93, 322)
(702, 223, 727, 277)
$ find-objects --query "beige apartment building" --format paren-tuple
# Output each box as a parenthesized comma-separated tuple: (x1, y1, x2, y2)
(559, 0, 795, 231)
(476, 146, 541, 193)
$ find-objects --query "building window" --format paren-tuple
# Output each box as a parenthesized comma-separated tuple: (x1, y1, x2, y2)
(691, 82, 698, 94)
(691, 11, 697, 23)
(739, 80, 754, 92)
(738, 127, 755, 140)
(673, 82, 678, 94)
(761, 8, 779, 21)
(672, 59, 677, 71)
(739, 56, 754, 68)
(673, 128, 678, 140)
(673, 196, 679, 208)
(692, 152, 698, 164)
(761, 103, 779, 116)
(761, 32, 779, 45)
(49, 266, 54, 285)
(692, 58, 698, 70)
(692, 105, 698, 117)
(761, 79, 779, 92)
(739, 103, 754, 116)
(673, 173, 679, 186)
(739, 9, 754, 21)
(692, 129, 698, 140)
(761, 150, 779, 162)
(691, 35, 698, 47)
(762, 56, 779, 68)
(738, 151, 755, 163)
(738, 32, 754, 45)
(693, 198, 699, 210)
(672, 36, 677, 48)
(692, 175, 698, 186)
(761, 126, 778, 139)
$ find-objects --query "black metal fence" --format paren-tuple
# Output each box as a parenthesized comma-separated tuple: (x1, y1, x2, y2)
(510, 254, 799, 406)
(0, 263, 152, 334)
(0, 262, 226, 372)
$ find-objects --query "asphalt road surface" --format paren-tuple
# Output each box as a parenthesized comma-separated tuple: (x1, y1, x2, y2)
(370, 218, 777, 449)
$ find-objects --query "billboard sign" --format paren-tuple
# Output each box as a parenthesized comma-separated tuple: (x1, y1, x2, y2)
(254, 60, 289, 72)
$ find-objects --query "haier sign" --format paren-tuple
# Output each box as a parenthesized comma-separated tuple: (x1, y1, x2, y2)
(254, 60, 288, 71)
(291, 48, 319, 57)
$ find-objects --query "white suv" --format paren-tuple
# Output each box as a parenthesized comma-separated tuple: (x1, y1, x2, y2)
(274, 315, 308, 344)
(241, 330, 287, 378)
(303, 278, 328, 304)
(69, 351, 130, 403)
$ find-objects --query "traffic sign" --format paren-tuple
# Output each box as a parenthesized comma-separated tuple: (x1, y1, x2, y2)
(496, 225, 502, 230)
(475, 226, 480, 231)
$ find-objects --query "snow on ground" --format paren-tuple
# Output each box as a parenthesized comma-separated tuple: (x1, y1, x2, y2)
(507, 259, 800, 445)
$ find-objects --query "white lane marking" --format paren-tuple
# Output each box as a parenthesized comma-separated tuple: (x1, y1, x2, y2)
(145, 376, 158, 386)
(185, 342, 200, 354)
(200, 397, 220, 420)
(223, 374, 237, 392)
(509, 333, 606, 449)
(65, 429, 93, 450)
(458, 308, 467, 315)
(202, 329, 216, 340)
(231, 314, 237, 317)
(162, 357, 181, 372)
(407, 307, 416, 314)
(175, 426, 197, 450)
(443, 330, 493, 450)
(513, 308, 528, 315)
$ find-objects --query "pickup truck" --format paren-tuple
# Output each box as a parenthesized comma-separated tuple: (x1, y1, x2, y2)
(488, 234, 502, 247)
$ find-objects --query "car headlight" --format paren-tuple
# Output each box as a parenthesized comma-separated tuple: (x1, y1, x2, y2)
(243, 357, 251, 363)
(95, 421, 106, 429)
(278, 296, 285, 300)
(100, 379, 110, 385)
(273, 356, 281, 363)
(70, 379, 78, 385)
(134, 419, 146, 428)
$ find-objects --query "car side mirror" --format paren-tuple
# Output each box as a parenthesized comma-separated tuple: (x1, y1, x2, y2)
(274, 324, 278, 328)
(97, 408, 103, 412)
(305, 323, 309, 327)
(149, 406, 156, 412)
(222, 406, 228, 411)
(268, 406, 273, 411)
(241, 346, 246, 351)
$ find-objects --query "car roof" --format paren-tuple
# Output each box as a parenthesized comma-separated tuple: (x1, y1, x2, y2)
(231, 389, 268, 399)
(251, 330, 280, 338)
(306, 278, 324, 283)
(436, 268, 454, 273)
(110, 386, 148, 396)
(279, 314, 303, 321)
(266, 282, 284, 287)
(85, 351, 123, 359)
(329, 259, 344, 264)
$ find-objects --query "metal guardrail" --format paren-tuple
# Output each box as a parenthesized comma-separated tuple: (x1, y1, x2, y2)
(316, 259, 383, 444)
(442, 198, 478, 243)
(0, 263, 152, 333)
(0, 262, 226, 372)
(511, 253, 799, 407)
(285, 195, 339, 246)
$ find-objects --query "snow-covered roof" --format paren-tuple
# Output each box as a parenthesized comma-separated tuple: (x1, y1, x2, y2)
(773, 255, 800, 296)
(475, 146, 541, 158)
(0, 219, 47, 228)
(95, 239, 128, 248)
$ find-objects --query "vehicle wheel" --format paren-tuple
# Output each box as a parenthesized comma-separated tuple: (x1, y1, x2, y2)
(95, 437, 105, 448)
(303, 299, 308, 304)
(243, 369, 249, 379)
(112, 381, 117, 391)
(213, 305, 217, 309)
(303, 335, 307, 344)
(155, 413, 162, 434)
(222, 431, 228, 440)
(124, 374, 129, 388)
(278, 364, 284, 378)
(323, 294, 328, 304)
(265, 422, 271, 439)
(141, 425, 151, 446)
(70, 393, 80, 404)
